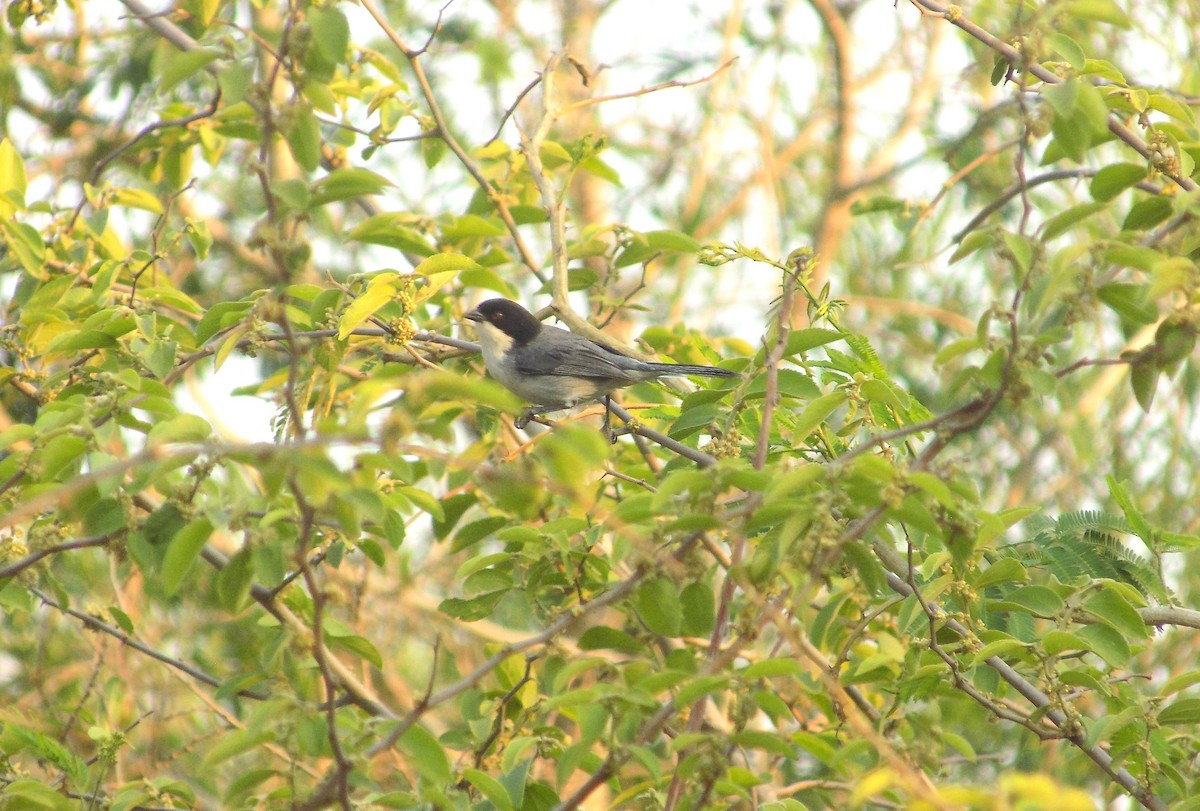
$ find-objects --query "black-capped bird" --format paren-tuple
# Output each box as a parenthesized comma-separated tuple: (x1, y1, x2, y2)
(464, 298, 737, 427)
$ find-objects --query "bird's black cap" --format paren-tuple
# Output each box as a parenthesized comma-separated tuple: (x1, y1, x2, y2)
(464, 299, 543, 345)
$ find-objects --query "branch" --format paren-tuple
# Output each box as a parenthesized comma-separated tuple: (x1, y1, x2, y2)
(951, 168, 1160, 244)
(201, 544, 399, 719)
(907, 0, 1196, 193)
(358, 0, 547, 282)
(605, 401, 718, 468)
(878, 566, 1167, 810)
(556, 58, 737, 117)
(299, 564, 654, 811)
(67, 90, 222, 231)
(116, 0, 201, 52)
(30, 587, 269, 701)
(0, 534, 113, 579)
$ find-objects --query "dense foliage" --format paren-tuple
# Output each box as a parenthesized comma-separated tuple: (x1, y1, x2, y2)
(2, 1, 1200, 809)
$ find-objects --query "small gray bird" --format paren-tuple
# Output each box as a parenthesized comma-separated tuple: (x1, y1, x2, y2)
(464, 299, 737, 427)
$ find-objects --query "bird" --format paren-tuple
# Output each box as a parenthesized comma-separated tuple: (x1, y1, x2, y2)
(464, 298, 737, 428)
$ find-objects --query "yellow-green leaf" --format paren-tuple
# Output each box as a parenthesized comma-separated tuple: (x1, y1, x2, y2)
(338, 272, 399, 339)
(111, 187, 165, 215)
(412, 253, 481, 302)
(0, 138, 27, 215)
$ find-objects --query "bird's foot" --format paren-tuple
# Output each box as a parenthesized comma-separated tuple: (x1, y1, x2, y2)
(514, 408, 536, 429)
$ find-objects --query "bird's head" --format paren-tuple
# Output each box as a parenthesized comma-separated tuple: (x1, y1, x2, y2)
(464, 299, 543, 346)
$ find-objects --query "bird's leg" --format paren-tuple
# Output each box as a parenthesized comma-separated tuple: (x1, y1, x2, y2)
(602, 395, 616, 443)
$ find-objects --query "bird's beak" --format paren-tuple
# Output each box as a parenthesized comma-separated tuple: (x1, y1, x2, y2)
(464, 308, 483, 323)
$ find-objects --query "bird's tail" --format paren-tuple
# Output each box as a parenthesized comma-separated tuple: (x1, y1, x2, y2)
(646, 362, 738, 379)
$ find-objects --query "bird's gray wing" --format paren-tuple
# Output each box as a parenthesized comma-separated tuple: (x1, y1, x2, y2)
(511, 327, 646, 381)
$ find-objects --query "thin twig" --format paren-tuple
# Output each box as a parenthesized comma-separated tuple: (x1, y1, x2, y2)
(31, 587, 269, 700)
(907, 0, 1195, 193)
(358, 0, 547, 282)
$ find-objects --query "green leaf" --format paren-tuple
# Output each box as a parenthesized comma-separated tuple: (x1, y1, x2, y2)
(308, 7, 350, 66)
(1001, 231, 1033, 274)
(742, 658, 804, 679)
(163, 517, 214, 596)
(941, 732, 977, 763)
(1046, 33, 1086, 71)
(1148, 93, 1196, 126)
(0, 779, 74, 810)
(194, 300, 255, 344)
(792, 391, 846, 441)
(635, 576, 681, 637)
(441, 214, 505, 239)
(578, 626, 642, 653)
(906, 471, 953, 508)
(976, 637, 1029, 662)
(45, 330, 119, 353)
(159, 49, 220, 93)
(40, 434, 87, 480)
(1096, 283, 1157, 326)
(972, 558, 1028, 589)
(1130, 358, 1158, 412)
(217, 61, 255, 104)
(1122, 196, 1172, 230)
(643, 230, 701, 253)
(398, 723, 451, 785)
(578, 155, 621, 185)
(331, 635, 383, 669)
(1080, 58, 1127, 84)
(731, 730, 795, 758)
(1, 219, 47, 277)
(450, 517, 507, 553)
(675, 674, 730, 706)
(1042, 80, 1078, 120)
(272, 178, 309, 211)
(785, 328, 845, 355)
(1157, 698, 1200, 726)
(462, 769, 514, 811)
(1090, 163, 1147, 201)
(1041, 629, 1087, 655)
(143, 339, 178, 379)
(860, 378, 910, 410)
(216, 549, 254, 611)
(438, 590, 506, 621)
(745, 369, 820, 400)
(1066, 0, 1130, 27)
(309, 168, 392, 207)
(1084, 584, 1149, 639)
(186, 219, 212, 258)
(950, 229, 993, 264)
(347, 214, 436, 256)
(202, 726, 275, 768)
(667, 403, 721, 440)
(1040, 201, 1108, 240)
(679, 581, 715, 637)
(411, 137, 443, 170)
(850, 195, 907, 215)
(411, 253, 482, 302)
(992, 585, 1064, 616)
(147, 413, 212, 445)
(1076, 622, 1131, 666)
(285, 106, 322, 172)
(990, 54, 1010, 86)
